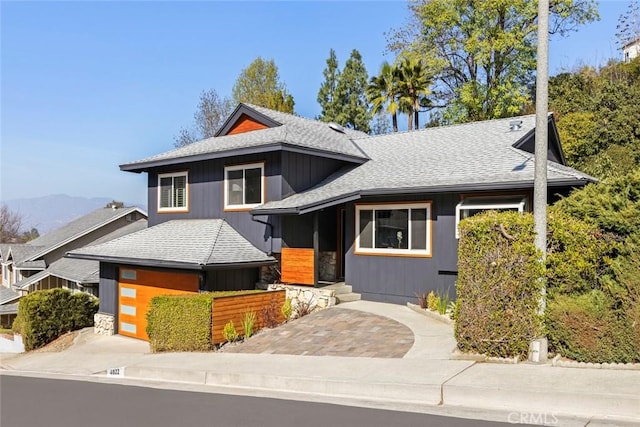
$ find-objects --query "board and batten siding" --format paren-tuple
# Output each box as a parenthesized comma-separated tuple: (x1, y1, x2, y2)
(280, 152, 347, 198)
(147, 153, 282, 254)
(344, 194, 459, 304)
(98, 263, 119, 318)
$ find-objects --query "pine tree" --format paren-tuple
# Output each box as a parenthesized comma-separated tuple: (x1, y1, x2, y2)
(334, 49, 371, 133)
(317, 49, 341, 122)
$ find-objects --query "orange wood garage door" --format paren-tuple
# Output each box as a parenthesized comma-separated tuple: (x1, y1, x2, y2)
(118, 268, 199, 340)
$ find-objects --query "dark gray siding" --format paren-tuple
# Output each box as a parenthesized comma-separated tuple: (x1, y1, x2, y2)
(281, 208, 337, 251)
(147, 153, 282, 254)
(98, 263, 118, 317)
(203, 268, 259, 291)
(281, 152, 346, 197)
(344, 194, 459, 304)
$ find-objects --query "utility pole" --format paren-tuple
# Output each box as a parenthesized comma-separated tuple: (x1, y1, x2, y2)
(530, 0, 549, 363)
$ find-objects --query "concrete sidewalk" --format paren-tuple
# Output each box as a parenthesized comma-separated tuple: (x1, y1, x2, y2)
(1, 301, 639, 426)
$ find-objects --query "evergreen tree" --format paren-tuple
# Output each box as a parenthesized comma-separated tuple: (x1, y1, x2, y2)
(317, 49, 341, 122)
(334, 49, 371, 133)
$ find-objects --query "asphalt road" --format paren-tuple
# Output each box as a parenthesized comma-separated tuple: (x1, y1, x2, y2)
(1, 375, 529, 427)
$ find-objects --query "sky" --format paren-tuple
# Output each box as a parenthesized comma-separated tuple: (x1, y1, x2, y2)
(0, 0, 632, 207)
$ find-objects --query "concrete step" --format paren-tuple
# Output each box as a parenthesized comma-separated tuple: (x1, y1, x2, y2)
(336, 292, 361, 304)
(321, 282, 352, 295)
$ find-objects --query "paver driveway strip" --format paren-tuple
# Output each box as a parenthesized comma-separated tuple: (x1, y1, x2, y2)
(221, 305, 414, 358)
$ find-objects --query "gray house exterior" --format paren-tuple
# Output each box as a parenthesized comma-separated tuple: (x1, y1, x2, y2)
(68, 103, 594, 338)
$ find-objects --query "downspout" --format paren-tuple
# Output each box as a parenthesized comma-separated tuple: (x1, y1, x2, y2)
(251, 215, 274, 256)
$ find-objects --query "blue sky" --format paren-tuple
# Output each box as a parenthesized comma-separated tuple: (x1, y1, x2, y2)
(0, 1, 631, 207)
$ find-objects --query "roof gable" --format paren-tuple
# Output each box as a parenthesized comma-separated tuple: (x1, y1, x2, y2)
(121, 103, 369, 172)
(23, 206, 147, 262)
(216, 104, 281, 136)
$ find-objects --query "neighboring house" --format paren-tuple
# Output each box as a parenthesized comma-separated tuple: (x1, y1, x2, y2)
(68, 103, 594, 340)
(0, 205, 147, 325)
(623, 38, 640, 63)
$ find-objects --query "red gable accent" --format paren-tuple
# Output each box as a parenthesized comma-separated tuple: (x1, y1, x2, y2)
(227, 114, 269, 135)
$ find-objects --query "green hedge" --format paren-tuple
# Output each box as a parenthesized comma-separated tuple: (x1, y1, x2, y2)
(146, 290, 264, 352)
(455, 211, 544, 359)
(547, 291, 639, 363)
(147, 293, 215, 352)
(12, 289, 98, 351)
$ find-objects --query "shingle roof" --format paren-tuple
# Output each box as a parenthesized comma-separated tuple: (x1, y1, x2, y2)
(0, 287, 21, 305)
(67, 219, 275, 268)
(20, 207, 146, 263)
(0, 303, 19, 315)
(14, 219, 148, 290)
(120, 103, 368, 171)
(254, 114, 595, 213)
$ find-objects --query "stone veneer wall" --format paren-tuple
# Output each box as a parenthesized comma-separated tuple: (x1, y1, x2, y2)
(319, 251, 336, 282)
(94, 312, 115, 336)
(267, 284, 336, 313)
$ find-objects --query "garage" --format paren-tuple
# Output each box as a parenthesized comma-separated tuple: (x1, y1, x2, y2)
(118, 268, 199, 340)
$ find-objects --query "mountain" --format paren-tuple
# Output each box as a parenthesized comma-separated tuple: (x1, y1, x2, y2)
(3, 194, 147, 234)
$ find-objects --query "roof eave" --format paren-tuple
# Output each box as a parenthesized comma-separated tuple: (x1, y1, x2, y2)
(120, 143, 368, 173)
(252, 178, 593, 216)
(66, 253, 275, 270)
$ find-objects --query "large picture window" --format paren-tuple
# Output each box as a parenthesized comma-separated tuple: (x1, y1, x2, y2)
(158, 171, 188, 212)
(224, 162, 265, 210)
(455, 195, 527, 238)
(356, 203, 432, 256)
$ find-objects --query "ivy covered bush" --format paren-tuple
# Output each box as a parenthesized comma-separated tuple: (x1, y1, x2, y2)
(455, 211, 544, 359)
(12, 289, 98, 351)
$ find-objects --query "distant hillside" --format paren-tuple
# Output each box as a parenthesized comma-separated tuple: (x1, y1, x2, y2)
(3, 194, 147, 234)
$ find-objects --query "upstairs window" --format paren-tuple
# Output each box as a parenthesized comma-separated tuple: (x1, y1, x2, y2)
(455, 195, 528, 238)
(158, 171, 188, 212)
(224, 162, 265, 210)
(356, 202, 432, 257)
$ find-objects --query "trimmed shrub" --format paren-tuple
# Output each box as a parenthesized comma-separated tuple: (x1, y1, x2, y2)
(12, 289, 98, 351)
(546, 211, 616, 296)
(546, 291, 639, 363)
(455, 211, 544, 359)
(146, 293, 215, 352)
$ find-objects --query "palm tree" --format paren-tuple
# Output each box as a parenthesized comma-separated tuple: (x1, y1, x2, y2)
(366, 61, 401, 132)
(397, 56, 432, 130)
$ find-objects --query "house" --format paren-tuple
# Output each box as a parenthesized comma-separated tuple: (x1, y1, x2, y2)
(67, 104, 594, 340)
(623, 38, 640, 63)
(0, 205, 147, 326)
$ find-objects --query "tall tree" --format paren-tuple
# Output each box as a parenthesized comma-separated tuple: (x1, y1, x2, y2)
(549, 60, 640, 180)
(232, 57, 294, 113)
(317, 49, 341, 122)
(616, 0, 640, 49)
(175, 89, 234, 147)
(386, 0, 599, 124)
(367, 61, 401, 132)
(334, 49, 372, 133)
(396, 55, 432, 130)
(1, 204, 23, 243)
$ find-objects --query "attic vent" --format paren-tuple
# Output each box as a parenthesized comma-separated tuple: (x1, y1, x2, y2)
(509, 120, 523, 131)
(328, 122, 345, 133)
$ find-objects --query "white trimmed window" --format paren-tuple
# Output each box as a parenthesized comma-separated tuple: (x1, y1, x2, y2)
(224, 162, 265, 209)
(355, 203, 432, 256)
(455, 195, 527, 238)
(158, 171, 188, 212)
